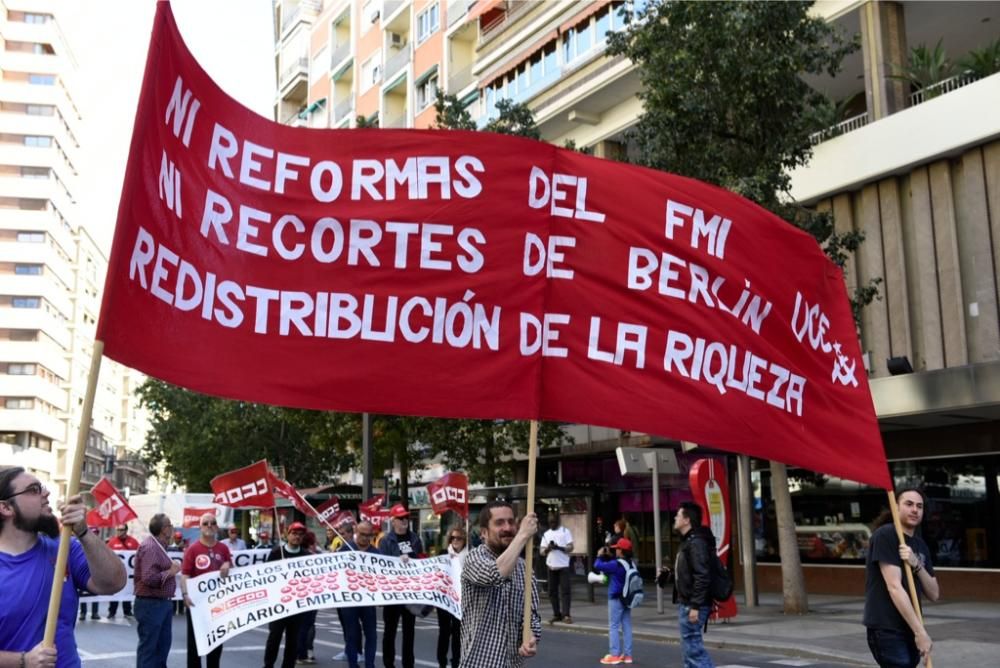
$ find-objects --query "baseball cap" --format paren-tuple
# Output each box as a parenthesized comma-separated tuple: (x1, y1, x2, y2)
(289, 521, 307, 532)
(390, 503, 409, 518)
(173, 531, 182, 539)
(611, 537, 633, 551)
(259, 530, 269, 538)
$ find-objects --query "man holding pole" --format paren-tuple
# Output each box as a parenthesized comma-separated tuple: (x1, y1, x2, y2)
(0, 467, 126, 668)
(460, 500, 540, 668)
(864, 488, 940, 668)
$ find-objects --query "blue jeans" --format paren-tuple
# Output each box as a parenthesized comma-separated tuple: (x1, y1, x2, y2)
(342, 606, 377, 668)
(607, 597, 632, 657)
(134, 597, 173, 668)
(678, 604, 714, 668)
(867, 627, 920, 668)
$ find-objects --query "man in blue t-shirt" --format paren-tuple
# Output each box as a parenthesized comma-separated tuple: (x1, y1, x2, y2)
(0, 468, 127, 668)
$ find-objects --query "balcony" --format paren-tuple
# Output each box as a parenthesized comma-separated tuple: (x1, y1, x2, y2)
(383, 0, 406, 22)
(809, 111, 870, 146)
(330, 42, 351, 70)
(383, 111, 408, 128)
(384, 48, 411, 81)
(280, 57, 309, 89)
(333, 94, 355, 123)
(447, 0, 472, 28)
(448, 63, 473, 92)
(908, 72, 982, 107)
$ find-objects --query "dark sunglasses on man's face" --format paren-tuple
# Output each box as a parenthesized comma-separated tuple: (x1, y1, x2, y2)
(2, 482, 46, 500)
(202, 521, 217, 527)
(450, 535, 465, 542)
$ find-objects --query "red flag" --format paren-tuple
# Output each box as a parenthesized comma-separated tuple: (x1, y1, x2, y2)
(210, 461, 274, 508)
(314, 496, 341, 523)
(328, 510, 356, 528)
(182, 506, 216, 528)
(87, 478, 137, 527)
(96, 3, 890, 489)
(359, 495, 388, 523)
(427, 472, 469, 519)
(269, 472, 315, 517)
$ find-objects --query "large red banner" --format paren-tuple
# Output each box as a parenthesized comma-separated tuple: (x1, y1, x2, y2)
(97, 4, 889, 488)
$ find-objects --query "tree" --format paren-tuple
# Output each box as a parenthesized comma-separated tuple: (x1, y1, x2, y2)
(138, 379, 356, 491)
(434, 90, 539, 139)
(609, 0, 876, 615)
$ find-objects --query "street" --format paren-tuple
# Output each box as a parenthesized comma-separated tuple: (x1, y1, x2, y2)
(73, 609, 860, 667)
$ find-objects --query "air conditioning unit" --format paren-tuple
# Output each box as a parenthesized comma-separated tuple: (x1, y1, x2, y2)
(389, 32, 406, 48)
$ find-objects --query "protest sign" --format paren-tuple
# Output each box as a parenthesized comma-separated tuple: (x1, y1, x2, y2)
(97, 3, 889, 488)
(186, 551, 460, 655)
(78, 548, 270, 603)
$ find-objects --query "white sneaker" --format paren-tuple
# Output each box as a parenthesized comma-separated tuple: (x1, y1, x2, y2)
(332, 651, 347, 661)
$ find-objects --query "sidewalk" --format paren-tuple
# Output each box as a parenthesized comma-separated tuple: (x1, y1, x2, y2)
(546, 584, 1000, 665)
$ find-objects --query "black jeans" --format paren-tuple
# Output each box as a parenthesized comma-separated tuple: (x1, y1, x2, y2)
(435, 608, 461, 668)
(107, 600, 132, 616)
(382, 605, 415, 668)
(548, 567, 571, 618)
(866, 627, 921, 668)
(186, 608, 223, 668)
(264, 613, 302, 668)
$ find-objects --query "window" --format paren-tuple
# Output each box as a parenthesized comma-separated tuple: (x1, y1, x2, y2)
(362, 0, 379, 33)
(7, 363, 37, 375)
(7, 330, 38, 341)
(24, 136, 52, 147)
(361, 53, 382, 91)
(24, 13, 51, 24)
(28, 74, 55, 85)
(16, 232, 45, 243)
(20, 167, 50, 179)
(25, 104, 54, 116)
(417, 3, 440, 43)
(416, 73, 439, 110)
(5, 398, 34, 409)
(14, 264, 43, 276)
(595, 8, 611, 43)
(12, 297, 40, 308)
(28, 433, 52, 452)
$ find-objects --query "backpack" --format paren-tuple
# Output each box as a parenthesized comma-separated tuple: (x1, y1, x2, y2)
(618, 558, 645, 609)
(709, 552, 733, 602)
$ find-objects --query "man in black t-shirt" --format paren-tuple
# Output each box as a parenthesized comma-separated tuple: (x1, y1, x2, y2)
(863, 488, 940, 667)
(263, 522, 308, 668)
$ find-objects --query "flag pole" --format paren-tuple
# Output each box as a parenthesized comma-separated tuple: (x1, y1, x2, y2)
(522, 419, 538, 647)
(43, 341, 104, 647)
(887, 489, 933, 668)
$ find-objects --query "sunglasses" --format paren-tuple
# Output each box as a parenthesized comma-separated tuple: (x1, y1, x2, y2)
(449, 536, 465, 542)
(357, 532, 375, 537)
(201, 521, 218, 527)
(2, 482, 46, 500)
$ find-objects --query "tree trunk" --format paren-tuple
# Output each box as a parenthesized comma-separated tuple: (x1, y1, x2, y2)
(770, 461, 808, 614)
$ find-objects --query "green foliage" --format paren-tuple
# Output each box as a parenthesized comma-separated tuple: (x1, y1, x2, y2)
(411, 418, 569, 487)
(892, 39, 957, 96)
(433, 90, 476, 130)
(959, 38, 1000, 78)
(563, 139, 594, 155)
(608, 0, 879, 315)
(137, 379, 356, 491)
(355, 114, 379, 128)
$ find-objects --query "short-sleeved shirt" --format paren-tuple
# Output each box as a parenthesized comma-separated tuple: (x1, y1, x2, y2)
(541, 526, 572, 569)
(863, 523, 935, 631)
(181, 540, 231, 577)
(0, 535, 91, 668)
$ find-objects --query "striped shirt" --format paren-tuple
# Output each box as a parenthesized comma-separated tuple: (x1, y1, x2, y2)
(459, 544, 541, 668)
(133, 536, 177, 599)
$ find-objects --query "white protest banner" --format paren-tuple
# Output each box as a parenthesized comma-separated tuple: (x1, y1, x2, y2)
(188, 552, 461, 655)
(79, 548, 271, 602)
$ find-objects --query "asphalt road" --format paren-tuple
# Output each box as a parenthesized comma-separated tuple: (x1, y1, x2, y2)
(73, 607, 861, 667)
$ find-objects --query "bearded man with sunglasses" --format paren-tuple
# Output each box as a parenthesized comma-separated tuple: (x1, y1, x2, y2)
(0, 467, 127, 668)
(180, 513, 232, 668)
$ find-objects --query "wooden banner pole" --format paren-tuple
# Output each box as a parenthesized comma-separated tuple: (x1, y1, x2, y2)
(522, 419, 539, 646)
(887, 489, 933, 668)
(43, 341, 104, 647)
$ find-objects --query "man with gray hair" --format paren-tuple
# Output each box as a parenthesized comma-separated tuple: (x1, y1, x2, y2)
(134, 513, 181, 667)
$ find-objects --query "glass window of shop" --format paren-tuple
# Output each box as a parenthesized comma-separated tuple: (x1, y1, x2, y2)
(751, 454, 1000, 568)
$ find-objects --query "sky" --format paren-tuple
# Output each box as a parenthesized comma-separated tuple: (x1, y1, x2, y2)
(60, 1, 276, 252)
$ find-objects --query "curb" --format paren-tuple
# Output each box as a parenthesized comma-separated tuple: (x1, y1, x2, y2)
(547, 621, 872, 666)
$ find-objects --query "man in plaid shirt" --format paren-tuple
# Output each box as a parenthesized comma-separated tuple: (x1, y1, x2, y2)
(460, 501, 540, 668)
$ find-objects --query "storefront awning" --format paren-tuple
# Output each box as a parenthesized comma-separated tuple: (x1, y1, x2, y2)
(871, 360, 1000, 429)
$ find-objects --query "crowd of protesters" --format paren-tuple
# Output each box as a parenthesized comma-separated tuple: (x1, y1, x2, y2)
(13, 466, 942, 668)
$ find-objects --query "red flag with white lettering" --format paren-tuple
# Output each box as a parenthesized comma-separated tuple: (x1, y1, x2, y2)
(210, 460, 275, 508)
(314, 496, 341, 524)
(87, 478, 137, 527)
(269, 472, 315, 517)
(359, 495, 388, 523)
(95, 3, 891, 489)
(182, 506, 216, 528)
(427, 472, 469, 519)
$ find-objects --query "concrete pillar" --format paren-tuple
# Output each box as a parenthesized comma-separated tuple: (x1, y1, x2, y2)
(859, 1, 909, 120)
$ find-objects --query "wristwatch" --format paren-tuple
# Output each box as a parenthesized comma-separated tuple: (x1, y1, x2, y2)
(74, 524, 88, 539)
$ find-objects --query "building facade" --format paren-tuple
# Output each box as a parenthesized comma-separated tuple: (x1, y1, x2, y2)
(274, 0, 1000, 598)
(0, 0, 149, 500)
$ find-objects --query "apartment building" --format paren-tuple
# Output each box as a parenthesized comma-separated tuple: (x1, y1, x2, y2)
(0, 0, 149, 500)
(275, 0, 1000, 597)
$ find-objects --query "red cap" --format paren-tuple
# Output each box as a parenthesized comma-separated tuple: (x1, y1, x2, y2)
(259, 531, 269, 538)
(288, 522, 307, 532)
(390, 504, 409, 519)
(173, 531, 182, 539)
(611, 537, 633, 551)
